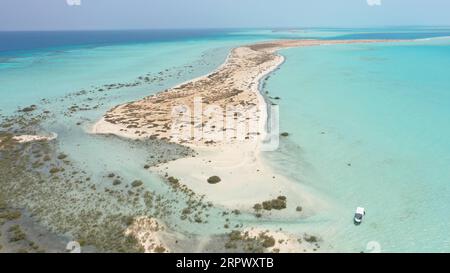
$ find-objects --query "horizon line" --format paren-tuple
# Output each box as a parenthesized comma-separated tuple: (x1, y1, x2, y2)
(1, 25, 450, 32)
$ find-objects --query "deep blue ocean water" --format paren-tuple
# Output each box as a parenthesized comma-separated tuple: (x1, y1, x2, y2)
(2, 27, 450, 53)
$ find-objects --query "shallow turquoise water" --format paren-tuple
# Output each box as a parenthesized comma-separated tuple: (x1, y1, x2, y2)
(0, 40, 241, 115)
(265, 38, 450, 252)
(1, 29, 450, 252)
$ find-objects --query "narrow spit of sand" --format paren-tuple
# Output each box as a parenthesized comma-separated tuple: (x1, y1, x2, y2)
(92, 39, 398, 209)
(92, 39, 402, 252)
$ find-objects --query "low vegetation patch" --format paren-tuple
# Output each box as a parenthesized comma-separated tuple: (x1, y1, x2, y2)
(207, 176, 221, 184)
(131, 180, 144, 188)
(167, 176, 179, 184)
(49, 167, 61, 174)
(57, 153, 67, 160)
(8, 225, 27, 242)
(113, 179, 122, 186)
(20, 105, 37, 112)
(303, 234, 319, 243)
(0, 210, 22, 221)
(224, 230, 277, 253)
(254, 196, 287, 212)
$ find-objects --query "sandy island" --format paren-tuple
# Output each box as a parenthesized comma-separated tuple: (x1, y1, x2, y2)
(92, 39, 402, 252)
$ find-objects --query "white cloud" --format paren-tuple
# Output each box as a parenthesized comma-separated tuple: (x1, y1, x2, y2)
(367, 0, 382, 6)
(66, 0, 81, 6)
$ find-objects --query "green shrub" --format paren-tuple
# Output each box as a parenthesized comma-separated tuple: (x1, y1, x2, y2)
(113, 179, 122, 186)
(224, 242, 237, 249)
(131, 180, 143, 187)
(124, 216, 134, 226)
(261, 235, 276, 248)
(8, 225, 26, 242)
(253, 203, 262, 211)
(229, 230, 242, 241)
(167, 176, 179, 184)
(256, 196, 287, 211)
(57, 153, 67, 160)
(0, 198, 7, 210)
(262, 201, 272, 210)
(271, 196, 287, 210)
(21, 105, 37, 112)
(207, 176, 221, 184)
(154, 245, 166, 253)
(49, 167, 60, 174)
(303, 234, 319, 243)
(0, 210, 21, 220)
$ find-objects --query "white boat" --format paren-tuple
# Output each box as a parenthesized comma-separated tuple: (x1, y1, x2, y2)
(354, 207, 366, 225)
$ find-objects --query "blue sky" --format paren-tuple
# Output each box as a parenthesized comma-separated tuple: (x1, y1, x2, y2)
(1, 0, 450, 30)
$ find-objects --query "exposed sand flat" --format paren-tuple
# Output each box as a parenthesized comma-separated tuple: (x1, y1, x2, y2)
(12, 133, 57, 143)
(0, 133, 57, 150)
(93, 39, 402, 252)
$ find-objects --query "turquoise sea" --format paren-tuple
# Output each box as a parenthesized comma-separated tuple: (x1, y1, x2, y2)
(1, 28, 450, 252)
(265, 37, 450, 252)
